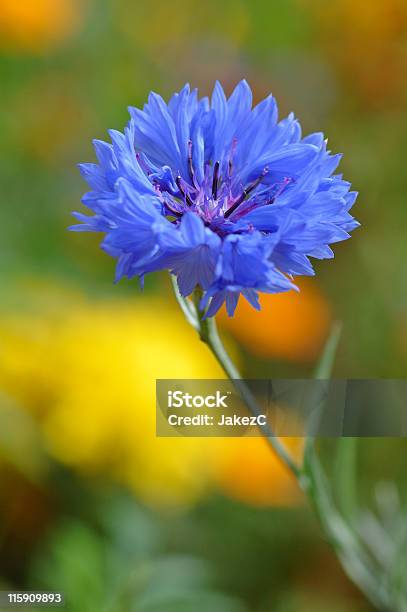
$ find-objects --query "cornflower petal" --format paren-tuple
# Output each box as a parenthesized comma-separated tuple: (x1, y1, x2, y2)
(72, 81, 359, 317)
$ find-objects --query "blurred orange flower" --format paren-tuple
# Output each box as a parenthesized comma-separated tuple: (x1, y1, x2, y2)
(215, 436, 303, 507)
(219, 278, 332, 362)
(0, 0, 85, 53)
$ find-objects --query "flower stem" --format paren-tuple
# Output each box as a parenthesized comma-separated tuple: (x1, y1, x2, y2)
(191, 288, 301, 480)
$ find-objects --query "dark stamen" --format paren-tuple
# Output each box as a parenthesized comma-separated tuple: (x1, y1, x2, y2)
(164, 200, 182, 218)
(224, 167, 269, 219)
(176, 175, 194, 207)
(212, 161, 220, 199)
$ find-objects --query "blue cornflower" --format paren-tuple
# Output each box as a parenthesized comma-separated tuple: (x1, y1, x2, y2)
(71, 80, 359, 316)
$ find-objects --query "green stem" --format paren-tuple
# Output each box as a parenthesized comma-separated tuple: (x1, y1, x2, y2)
(190, 287, 301, 480)
(335, 437, 358, 526)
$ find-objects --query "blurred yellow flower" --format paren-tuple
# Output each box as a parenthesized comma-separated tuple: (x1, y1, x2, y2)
(0, 280, 304, 509)
(219, 278, 332, 362)
(0, 282, 225, 507)
(0, 0, 84, 53)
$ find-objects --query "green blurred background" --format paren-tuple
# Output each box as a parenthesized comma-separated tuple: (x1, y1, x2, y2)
(0, 0, 406, 610)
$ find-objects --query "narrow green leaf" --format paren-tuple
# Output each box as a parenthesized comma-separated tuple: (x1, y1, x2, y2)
(313, 320, 342, 380)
